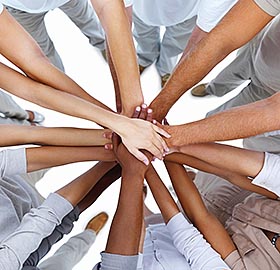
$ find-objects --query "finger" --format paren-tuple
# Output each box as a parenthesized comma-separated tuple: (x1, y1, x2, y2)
(152, 123, 171, 138)
(103, 131, 113, 140)
(156, 133, 169, 154)
(129, 148, 150, 166)
(104, 143, 113, 150)
(146, 108, 153, 122)
(112, 133, 121, 149)
(132, 106, 141, 118)
(148, 143, 163, 160)
(139, 103, 147, 119)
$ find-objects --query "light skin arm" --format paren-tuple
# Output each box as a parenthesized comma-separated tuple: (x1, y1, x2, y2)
(0, 61, 169, 163)
(163, 161, 236, 259)
(0, 9, 170, 163)
(180, 25, 207, 60)
(164, 92, 280, 147)
(0, 9, 110, 110)
(0, 125, 110, 147)
(150, 0, 273, 121)
(25, 145, 115, 173)
(92, 0, 143, 117)
(165, 142, 277, 198)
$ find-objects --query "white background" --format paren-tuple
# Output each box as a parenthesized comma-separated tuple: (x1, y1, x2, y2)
(0, 8, 245, 270)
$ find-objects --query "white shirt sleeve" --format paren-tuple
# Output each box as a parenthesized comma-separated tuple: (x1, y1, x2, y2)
(166, 213, 230, 270)
(0, 193, 73, 270)
(252, 152, 280, 197)
(196, 0, 237, 32)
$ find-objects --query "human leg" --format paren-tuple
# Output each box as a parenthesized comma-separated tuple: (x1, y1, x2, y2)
(205, 44, 253, 97)
(38, 212, 108, 270)
(133, 12, 160, 69)
(207, 78, 275, 116)
(5, 6, 64, 70)
(59, 0, 105, 50)
(157, 16, 196, 77)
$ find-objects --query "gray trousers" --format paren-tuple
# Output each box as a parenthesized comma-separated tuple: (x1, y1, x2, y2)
(5, 0, 105, 71)
(205, 43, 254, 97)
(22, 207, 80, 270)
(38, 229, 96, 270)
(133, 13, 196, 76)
(0, 90, 30, 125)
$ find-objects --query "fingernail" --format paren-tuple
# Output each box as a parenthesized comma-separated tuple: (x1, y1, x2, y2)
(135, 106, 141, 111)
(144, 159, 149, 166)
(152, 119, 157, 124)
(165, 147, 169, 153)
(105, 145, 109, 149)
(147, 108, 153, 113)
(141, 103, 147, 108)
(103, 133, 106, 138)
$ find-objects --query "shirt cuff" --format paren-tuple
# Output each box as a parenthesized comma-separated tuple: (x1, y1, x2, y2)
(100, 252, 139, 270)
(1, 148, 27, 177)
(43, 193, 74, 221)
(252, 152, 280, 197)
(166, 212, 192, 236)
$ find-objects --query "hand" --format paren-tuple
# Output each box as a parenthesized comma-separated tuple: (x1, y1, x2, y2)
(112, 133, 150, 175)
(117, 117, 170, 165)
(153, 119, 179, 154)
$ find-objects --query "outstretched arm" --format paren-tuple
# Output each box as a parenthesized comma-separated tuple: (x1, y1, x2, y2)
(164, 92, 280, 148)
(0, 151, 117, 270)
(92, 0, 143, 117)
(0, 61, 169, 163)
(150, 0, 273, 121)
(0, 125, 110, 147)
(163, 161, 236, 259)
(25, 145, 115, 172)
(0, 9, 169, 163)
(165, 142, 278, 198)
(145, 166, 232, 269)
(0, 9, 109, 110)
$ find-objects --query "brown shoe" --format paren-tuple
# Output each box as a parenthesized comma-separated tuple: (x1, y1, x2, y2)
(86, 212, 109, 235)
(191, 83, 209, 97)
(161, 74, 170, 87)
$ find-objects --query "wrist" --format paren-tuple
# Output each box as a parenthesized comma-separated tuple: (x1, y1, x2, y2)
(122, 167, 145, 178)
(109, 114, 129, 136)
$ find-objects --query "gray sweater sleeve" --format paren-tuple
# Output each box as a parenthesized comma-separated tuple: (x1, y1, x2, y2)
(0, 148, 27, 177)
(0, 193, 73, 270)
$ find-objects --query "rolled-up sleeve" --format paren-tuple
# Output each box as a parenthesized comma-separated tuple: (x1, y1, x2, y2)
(99, 252, 139, 270)
(0, 148, 27, 178)
(0, 193, 73, 270)
(167, 213, 230, 270)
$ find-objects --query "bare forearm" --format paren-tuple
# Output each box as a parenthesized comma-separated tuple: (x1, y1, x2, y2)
(145, 166, 179, 223)
(166, 93, 280, 147)
(0, 125, 110, 146)
(150, 0, 273, 120)
(164, 161, 235, 259)
(105, 170, 144, 255)
(25, 146, 115, 172)
(93, 0, 143, 116)
(0, 63, 126, 131)
(0, 10, 111, 111)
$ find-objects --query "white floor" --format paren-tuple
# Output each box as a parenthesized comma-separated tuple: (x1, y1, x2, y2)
(1, 8, 246, 270)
